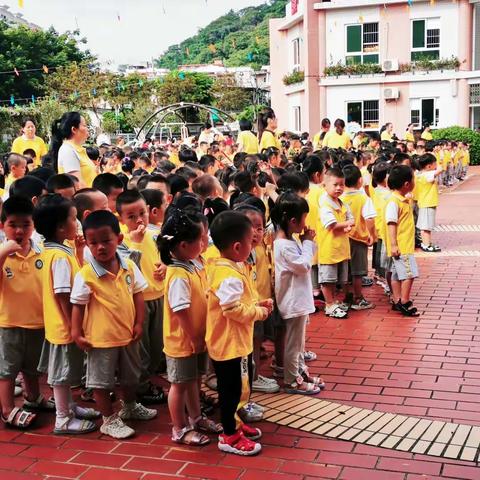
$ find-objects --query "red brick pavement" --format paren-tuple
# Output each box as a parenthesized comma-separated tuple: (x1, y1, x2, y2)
(1, 168, 480, 479)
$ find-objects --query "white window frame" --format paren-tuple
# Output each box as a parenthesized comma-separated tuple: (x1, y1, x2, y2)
(410, 98, 439, 128)
(411, 18, 440, 60)
(293, 106, 301, 131)
(292, 38, 301, 72)
(345, 22, 380, 65)
(346, 100, 379, 130)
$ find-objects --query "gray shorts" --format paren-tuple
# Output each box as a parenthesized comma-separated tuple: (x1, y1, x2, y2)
(39, 342, 85, 386)
(86, 342, 141, 390)
(318, 260, 349, 284)
(390, 255, 419, 281)
(166, 352, 208, 384)
(349, 239, 368, 277)
(417, 207, 436, 231)
(0, 327, 44, 379)
(380, 241, 392, 271)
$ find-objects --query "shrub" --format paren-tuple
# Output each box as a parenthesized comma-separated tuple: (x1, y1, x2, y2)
(283, 70, 305, 85)
(324, 62, 382, 77)
(432, 126, 480, 165)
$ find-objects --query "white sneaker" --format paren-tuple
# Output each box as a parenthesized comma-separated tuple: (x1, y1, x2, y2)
(100, 414, 134, 439)
(252, 376, 280, 393)
(118, 401, 157, 421)
(257, 375, 278, 385)
(248, 402, 265, 413)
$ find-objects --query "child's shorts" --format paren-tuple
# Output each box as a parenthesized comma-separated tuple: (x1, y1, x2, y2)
(390, 255, 419, 281)
(0, 327, 44, 379)
(39, 341, 84, 387)
(86, 343, 141, 390)
(318, 260, 349, 284)
(380, 241, 392, 271)
(166, 352, 208, 384)
(417, 207, 436, 231)
(349, 239, 368, 277)
(272, 303, 286, 329)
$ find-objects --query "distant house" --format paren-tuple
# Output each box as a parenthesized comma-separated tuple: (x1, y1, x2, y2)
(0, 4, 41, 29)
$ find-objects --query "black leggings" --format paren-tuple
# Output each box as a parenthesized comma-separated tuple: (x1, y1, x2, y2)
(212, 354, 253, 435)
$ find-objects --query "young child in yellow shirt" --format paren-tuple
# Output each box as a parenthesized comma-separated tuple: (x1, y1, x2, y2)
(206, 210, 272, 456)
(117, 190, 167, 404)
(0, 197, 49, 428)
(71, 210, 157, 439)
(3, 153, 27, 198)
(33, 194, 100, 434)
(416, 154, 442, 253)
(385, 165, 419, 317)
(157, 209, 222, 446)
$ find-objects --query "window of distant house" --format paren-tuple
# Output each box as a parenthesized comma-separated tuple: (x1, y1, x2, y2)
(346, 23, 379, 65)
(347, 100, 379, 129)
(292, 38, 301, 71)
(410, 98, 439, 127)
(411, 19, 440, 61)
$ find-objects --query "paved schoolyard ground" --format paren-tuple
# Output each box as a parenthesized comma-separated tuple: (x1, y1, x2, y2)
(1, 167, 480, 480)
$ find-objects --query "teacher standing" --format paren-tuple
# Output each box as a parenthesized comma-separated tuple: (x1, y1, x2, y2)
(11, 119, 48, 167)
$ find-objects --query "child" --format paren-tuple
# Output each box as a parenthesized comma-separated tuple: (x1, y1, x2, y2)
(92, 173, 124, 214)
(3, 153, 27, 198)
(158, 209, 221, 445)
(206, 210, 272, 456)
(341, 166, 376, 310)
(46, 174, 76, 199)
(317, 167, 354, 319)
(22, 149, 37, 172)
(71, 210, 157, 439)
(272, 192, 323, 395)
(416, 154, 442, 253)
(117, 190, 167, 404)
(0, 196, 49, 428)
(72, 188, 110, 224)
(33, 194, 100, 434)
(237, 119, 259, 155)
(385, 165, 419, 317)
(141, 188, 167, 239)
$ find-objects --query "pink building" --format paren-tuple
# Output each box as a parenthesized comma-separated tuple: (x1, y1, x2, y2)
(269, 0, 480, 136)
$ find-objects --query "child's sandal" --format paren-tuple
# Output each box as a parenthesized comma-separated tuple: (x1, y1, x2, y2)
(23, 394, 55, 412)
(1, 407, 36, 429)
(172, 426, 210, 446)
(301, 371, 326, 390)
(397, 301, 419, 317)
(284, 378, 321, 395)
(190, 415, 223, 434)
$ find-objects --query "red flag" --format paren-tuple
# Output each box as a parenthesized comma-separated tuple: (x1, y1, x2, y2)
(291, 0, 298, 15)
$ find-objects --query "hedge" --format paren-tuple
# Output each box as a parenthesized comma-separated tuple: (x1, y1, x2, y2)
(432, 126, 480, 165)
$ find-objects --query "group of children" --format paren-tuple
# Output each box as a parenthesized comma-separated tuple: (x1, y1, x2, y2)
(0, 119, 463, 457)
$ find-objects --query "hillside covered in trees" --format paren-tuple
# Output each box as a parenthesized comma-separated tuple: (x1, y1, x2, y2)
(155, 0, 288, 70)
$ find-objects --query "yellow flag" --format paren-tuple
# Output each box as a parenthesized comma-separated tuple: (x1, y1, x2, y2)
(42, 65, 49, 74)
(255, 35, 261, 44)
(18, 0, 24, 7)
(185, 47, 190, 56)
(208, 44, 217, 53)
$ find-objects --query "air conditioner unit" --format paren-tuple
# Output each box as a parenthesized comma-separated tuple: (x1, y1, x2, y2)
(382, 59, 399, 72)
(384, 87, 400, 100)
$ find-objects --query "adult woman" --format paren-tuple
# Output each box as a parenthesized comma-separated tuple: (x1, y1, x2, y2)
(323, 118, 351, 150)
(405, 123, 415, 142)
(11, 119, 48, 167)
(380, 122, 394, 142)
(258, 107, 282, 151)
(421, 123, 433, 141)
(51, 112, 96, 187)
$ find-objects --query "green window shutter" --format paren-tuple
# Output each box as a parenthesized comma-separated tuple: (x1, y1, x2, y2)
(363, 54, 379, 64)
(347, 25, 362, 53)
(346, 55, 362, 65)
(412, 20, 425, 48)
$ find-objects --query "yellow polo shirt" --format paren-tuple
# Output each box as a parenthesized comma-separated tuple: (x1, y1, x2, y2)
(163, 260, 207, 358)
(323, 132, 351, 150)
(42, 242, 80, 345)
(421, 131, 433, 141)
(405, 132, 415, 142)
(341, 190, 376, 244)
(372, 186, 392, 240)
(416, 171, 439, 208)
(237, 131, 259, 155)
(206, 258, 264, 361)
(317, 192, 352, 264)
(124, 230, 164, 301)
(259, 130, 281, 151)
(306, 183, 323, 265)
(384, 192, 415, 256)
(58, 141, 97, 187)
(11, 135, 48, 167)
(71, 256, 147, 348)
(0, 241, 44, 329)
(462, 150, 470, 166)
(381, 131, 393, 142)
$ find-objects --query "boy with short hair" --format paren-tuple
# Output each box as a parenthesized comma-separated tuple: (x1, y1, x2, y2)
(92, 173, 124, 214)
(416, 154, 442, 253)
(341, 165, 376, 310)
(72, 188, 110, 223)
(71, 210, 157, 439)
(117, 190, 167, 404)
(46, 174, 76, 199)
(3, 153, 27, 199)
(317, 167, 354, 319)
(0, 196, 48, 428)
(33, 194, 100, 434)
(385, 165, 419, 317)
(140, 188, 166, 238)
(207, 210, 271, 456)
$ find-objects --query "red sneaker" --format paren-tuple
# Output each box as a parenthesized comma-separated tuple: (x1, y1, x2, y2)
(240, 423, 262, 440)
(218, 430, 261, 456)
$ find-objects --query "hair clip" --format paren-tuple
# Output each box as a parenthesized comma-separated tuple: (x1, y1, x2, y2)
(162, 234, 174, 241)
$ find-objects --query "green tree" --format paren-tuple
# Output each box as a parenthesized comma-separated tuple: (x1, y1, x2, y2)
(0, 21, 93, 101)
(212, 74, 251, 113)
(157, 71, 214, 106)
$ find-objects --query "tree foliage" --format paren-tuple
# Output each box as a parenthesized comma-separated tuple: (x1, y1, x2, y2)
(156, 71, 214, 106)
(155, 0, 287, 70)
(432, 126, 480, 165)
(211, 74, 251, 113)
(0, 21, 92, 101)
